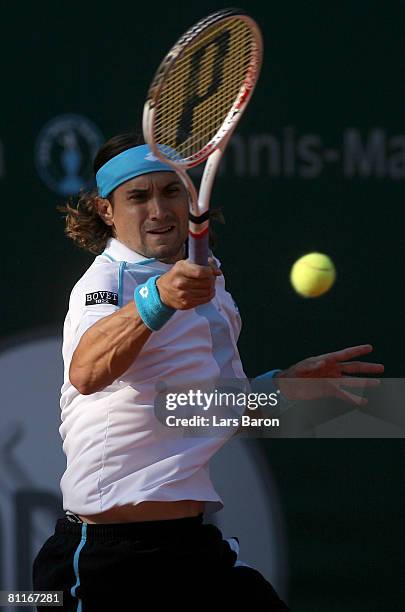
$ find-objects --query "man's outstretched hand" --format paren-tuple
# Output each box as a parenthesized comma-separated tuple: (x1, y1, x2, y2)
(274, 344, 384, 406)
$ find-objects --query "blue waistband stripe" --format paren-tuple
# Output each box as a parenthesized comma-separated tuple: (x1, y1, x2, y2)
(70, 523, 88, 611)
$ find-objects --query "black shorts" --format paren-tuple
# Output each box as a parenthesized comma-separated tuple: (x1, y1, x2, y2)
(32, 513, 289, 610)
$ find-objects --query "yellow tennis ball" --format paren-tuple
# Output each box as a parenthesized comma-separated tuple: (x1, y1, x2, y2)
(290, 252, 336, 297)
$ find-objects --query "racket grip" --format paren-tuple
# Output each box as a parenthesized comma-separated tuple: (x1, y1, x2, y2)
(188, 232, 209, 266)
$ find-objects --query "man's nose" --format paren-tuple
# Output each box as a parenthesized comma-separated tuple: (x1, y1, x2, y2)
(148, 195, 170, 219)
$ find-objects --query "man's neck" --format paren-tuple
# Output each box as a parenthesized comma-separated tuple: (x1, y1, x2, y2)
(111, 237, 186, 264)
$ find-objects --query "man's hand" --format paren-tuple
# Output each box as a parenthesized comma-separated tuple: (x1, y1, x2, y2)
(275, 344, 384, 406)
(156, 258, 222, 310)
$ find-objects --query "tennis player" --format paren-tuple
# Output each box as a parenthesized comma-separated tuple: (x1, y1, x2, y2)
(32, 132, 383, 610)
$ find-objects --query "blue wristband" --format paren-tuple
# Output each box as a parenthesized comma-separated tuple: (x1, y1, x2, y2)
(255, 369, 282, 381)
(134, 275, 176, 331)
(251, 369, 282, 393)
(252, 369, 294, 413)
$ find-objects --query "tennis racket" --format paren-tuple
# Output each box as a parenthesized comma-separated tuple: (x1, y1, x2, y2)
(143, 8, 263, 265)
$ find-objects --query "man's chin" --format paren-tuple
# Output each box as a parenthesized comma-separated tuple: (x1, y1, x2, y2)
(144, 241, 186, 263)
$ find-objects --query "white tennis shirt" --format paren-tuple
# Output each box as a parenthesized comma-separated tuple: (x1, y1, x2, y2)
(59, 237, 246, 515)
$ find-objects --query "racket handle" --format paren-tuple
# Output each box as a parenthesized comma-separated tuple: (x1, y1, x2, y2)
(188, 232, 209, 266)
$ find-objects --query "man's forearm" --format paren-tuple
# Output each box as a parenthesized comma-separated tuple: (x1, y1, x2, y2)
(69, 301, 152, 395)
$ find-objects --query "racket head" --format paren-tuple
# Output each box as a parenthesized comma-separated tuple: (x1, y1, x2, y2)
(143, 8, 263, 169)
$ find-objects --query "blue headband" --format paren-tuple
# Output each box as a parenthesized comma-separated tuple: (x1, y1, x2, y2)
(96, 144, 174, 198)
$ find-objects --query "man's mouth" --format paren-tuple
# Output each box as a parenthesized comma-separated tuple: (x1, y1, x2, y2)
(147, 225, 175, 235)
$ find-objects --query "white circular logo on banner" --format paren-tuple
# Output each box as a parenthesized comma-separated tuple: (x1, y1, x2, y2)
(35, 114, 104, 195)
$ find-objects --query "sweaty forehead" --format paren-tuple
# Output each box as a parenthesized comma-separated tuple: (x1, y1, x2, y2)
(125, 171, 178, 191)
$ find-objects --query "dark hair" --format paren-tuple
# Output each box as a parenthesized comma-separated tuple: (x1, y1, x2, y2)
(58, 133, 144, 254)
(93, 132, 145, 175)
(58, 132, 224, 255)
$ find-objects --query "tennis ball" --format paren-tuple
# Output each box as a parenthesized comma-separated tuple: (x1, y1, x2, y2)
(290, 252, 336, 298)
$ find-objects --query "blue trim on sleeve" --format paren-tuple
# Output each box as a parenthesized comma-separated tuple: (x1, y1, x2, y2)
(101, 250, 157, 267)
(101, 251, 116, 262)
(118, 261, 126, 307)
(70, 523, 88, 611)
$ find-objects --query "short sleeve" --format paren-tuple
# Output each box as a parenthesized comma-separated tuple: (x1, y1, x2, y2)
(68, 260, 121, 350)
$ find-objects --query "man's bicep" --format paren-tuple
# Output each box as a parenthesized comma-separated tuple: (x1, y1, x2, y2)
(77, 307, 119, 337)
(70, 307, 119, 357)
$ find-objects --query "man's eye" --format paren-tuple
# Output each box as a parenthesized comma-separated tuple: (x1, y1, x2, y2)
(166, 187, 180, 196)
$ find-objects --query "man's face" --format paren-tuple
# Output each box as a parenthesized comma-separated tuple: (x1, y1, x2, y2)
(102, 171, 189, 263)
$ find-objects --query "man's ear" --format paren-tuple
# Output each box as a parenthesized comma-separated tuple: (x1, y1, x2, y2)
(96, 196, 114, 227)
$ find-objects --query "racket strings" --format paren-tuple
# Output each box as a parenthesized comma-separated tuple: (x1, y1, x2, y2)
(155, 21, 251, 145)
(152, 17, 257, 161)
(187, 30, 251, 142)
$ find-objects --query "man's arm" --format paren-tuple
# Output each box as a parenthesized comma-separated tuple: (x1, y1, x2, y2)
(69, 300, 151, 395)
(69, 259, 222, 395)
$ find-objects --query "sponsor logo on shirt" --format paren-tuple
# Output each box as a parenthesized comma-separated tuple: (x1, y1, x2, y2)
(85, 291, 118, 305)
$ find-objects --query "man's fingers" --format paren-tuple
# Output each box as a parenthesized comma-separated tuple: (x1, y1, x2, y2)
(286, 360, 326, 377)
(333, 386, 368, 406)
(321, 344, 374, 362)
(341, 361, 384, 375)
(180, 287, 216, 297)
(339, 377, 381, 388)
(211, 267, 223, 277)
(181, 261, 220, 280)
(208, 257, 223, 276)
(176, 279, 217, 293)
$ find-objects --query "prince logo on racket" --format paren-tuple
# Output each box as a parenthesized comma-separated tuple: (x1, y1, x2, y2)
(176, 29, 231, 145)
